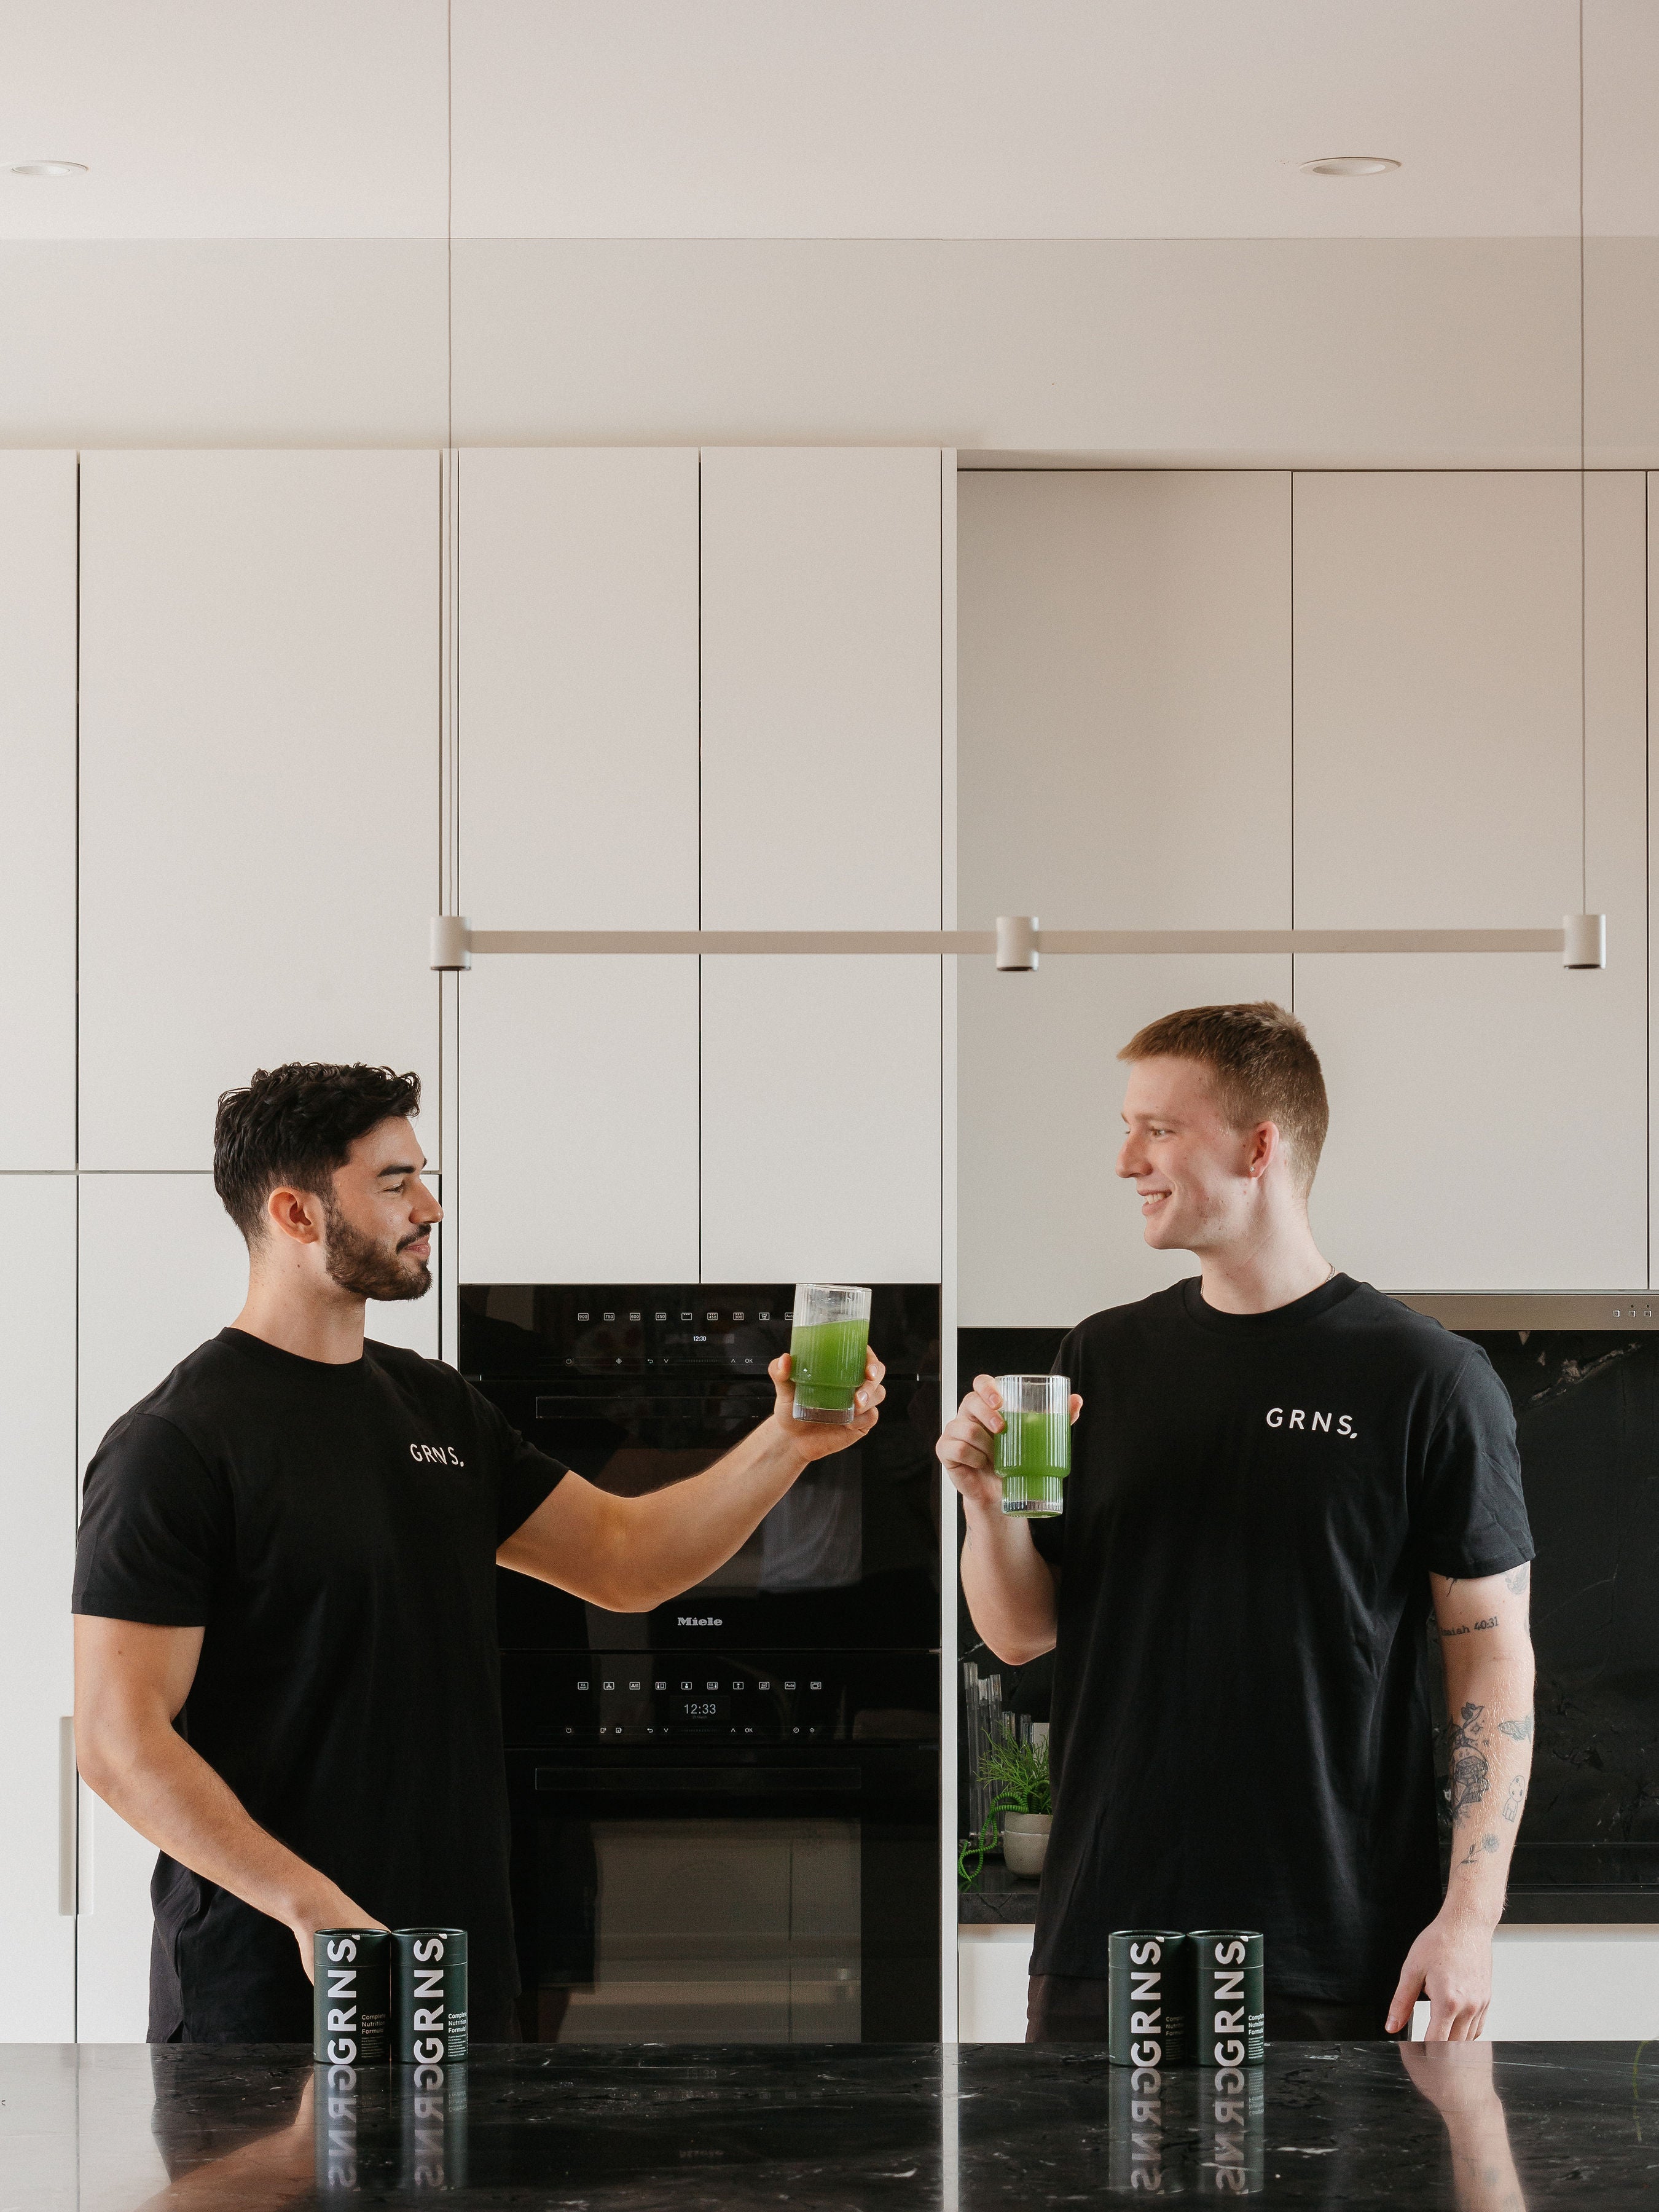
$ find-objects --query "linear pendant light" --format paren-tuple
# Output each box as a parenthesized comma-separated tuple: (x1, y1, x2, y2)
(429, 916, 1605, 972)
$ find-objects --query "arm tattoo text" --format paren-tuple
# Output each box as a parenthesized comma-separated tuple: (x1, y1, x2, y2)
(1439, 1616, 1499, 1637)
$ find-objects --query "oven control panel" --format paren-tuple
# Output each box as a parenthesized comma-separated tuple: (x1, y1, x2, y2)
(502, 1655, 865, 1743)
(546, 1657, 833, 1740)
(500, 1650, 939, 1747)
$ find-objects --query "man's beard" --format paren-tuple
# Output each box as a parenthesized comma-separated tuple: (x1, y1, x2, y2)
(321, 1194, 433, 1303)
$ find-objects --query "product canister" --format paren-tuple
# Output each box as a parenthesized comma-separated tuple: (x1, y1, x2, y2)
(392, 1928, 469, 2063)
(1196, 2061, 1266, 2195)
(312, 1928, 390, 2066)
(1107, 2058, 1184, 2195)
(1107, 1928, 1190, 2068)
(1189, 1929, 1265, 2068)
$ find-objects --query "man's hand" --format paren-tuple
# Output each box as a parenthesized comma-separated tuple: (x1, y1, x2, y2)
(938, 1375, 1081, 1666)
(286, 1885, 388, 1984)
(767, 1347, 885, 1460)
(938, 1374, 1083, 1513)
(1387, 1906, 1492, 2040)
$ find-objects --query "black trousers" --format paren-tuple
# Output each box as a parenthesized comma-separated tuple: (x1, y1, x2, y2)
(1026, 1972, 1400, 2044)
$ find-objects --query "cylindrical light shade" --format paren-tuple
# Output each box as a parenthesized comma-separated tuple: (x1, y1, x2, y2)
(429, 914, 471, 970)
(996, 914, 1039, 971)
(1562, 914, 1607, 970)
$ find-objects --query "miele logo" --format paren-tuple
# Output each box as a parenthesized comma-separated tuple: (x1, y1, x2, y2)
(678, 1615, 723, 1627)
(1266, 1408, 1357, 1440)
(409, 1443, 465, 1467)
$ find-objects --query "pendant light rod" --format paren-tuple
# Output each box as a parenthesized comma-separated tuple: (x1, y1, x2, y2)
(429, 915, 1606, 971)
(1578, 0, 1589, 916)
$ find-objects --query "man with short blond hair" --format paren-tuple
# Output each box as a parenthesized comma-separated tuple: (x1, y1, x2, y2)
(940, 1001, 1535, 2043)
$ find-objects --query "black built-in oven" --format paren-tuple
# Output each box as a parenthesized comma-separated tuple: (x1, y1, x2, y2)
(462, 1284, 942, 2042)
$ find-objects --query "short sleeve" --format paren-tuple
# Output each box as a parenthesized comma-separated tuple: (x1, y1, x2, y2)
(73, 1413, 232, 1626)
(465, 1382, 568, 1545)
(1415, 1349, 1533, 1580)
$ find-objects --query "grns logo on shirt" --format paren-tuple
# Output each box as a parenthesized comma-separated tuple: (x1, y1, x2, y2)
(1266, 1407, 1357, 1440)
(409, 1443, 465, 1467)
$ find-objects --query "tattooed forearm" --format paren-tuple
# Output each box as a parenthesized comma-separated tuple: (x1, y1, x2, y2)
(1501, 1776, 1527, 1823)
(1440, 1617, 1499, 1637)
(1498, 1712, 1534, 1741)
(1449, 1701, 1491, 1821)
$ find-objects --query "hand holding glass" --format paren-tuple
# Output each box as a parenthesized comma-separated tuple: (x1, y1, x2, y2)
(994, 1373, 1071, 1516)
(790, 1284, 873, 1425)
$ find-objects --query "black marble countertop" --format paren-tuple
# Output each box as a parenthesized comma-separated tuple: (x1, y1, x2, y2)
(7, 2040, 1659, 2208)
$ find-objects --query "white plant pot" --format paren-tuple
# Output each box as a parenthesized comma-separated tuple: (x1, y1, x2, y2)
(1001, 1811, 1052, 1877)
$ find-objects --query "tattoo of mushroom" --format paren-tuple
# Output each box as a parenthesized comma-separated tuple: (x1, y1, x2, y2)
(1449, 1701, 1490, 1823)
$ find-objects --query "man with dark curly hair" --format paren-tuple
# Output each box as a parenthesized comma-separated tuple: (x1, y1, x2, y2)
(73, 1062, 884, 2044)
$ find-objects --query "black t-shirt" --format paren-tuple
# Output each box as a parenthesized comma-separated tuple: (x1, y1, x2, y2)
(73, 1327, 566, 2042)
(1027, 1274, 1531, 2006)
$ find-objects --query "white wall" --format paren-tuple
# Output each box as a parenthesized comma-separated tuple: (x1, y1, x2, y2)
(2, 236, 1658, 465)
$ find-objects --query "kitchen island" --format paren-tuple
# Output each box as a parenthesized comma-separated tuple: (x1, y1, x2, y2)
(6, 2039, 1655, 2208)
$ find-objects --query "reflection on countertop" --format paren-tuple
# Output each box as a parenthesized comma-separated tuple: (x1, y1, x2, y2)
(6, 2039, 1659, 2208)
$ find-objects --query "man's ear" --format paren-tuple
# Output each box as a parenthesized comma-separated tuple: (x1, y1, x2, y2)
(264, 1184, 324, 1246)
(1247, 1122, 1279, 1180)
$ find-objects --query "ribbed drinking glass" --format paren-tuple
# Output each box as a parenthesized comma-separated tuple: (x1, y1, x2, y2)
(790, 1284, 872, 1425)
(994, 1373, 1070, 1516)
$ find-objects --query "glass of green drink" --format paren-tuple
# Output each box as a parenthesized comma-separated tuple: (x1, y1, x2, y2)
(994, 1373, 1070, 1516)
(790, 1284, 873, 1425)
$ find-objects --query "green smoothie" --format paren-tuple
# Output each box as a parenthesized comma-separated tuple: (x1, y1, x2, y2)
(995, 1405, 1069, 1517)
(790, 1316, 870, 1424)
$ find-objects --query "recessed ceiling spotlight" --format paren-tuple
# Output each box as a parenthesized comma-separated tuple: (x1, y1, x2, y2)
(1301, 155, 1400, 177)
(10, 160, 88, 178)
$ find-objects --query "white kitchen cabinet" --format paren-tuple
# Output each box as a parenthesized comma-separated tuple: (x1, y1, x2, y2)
(957, 470, 1292, 928)
(700, 447, 945, 930)
(457, 447, 700, 929)
(1294, 473, 1646, 1289)
(73, 1171, 436, 2040)
(699, 955, 942, 1285)
(0, 1176, 77, 2039)
(957, 954, 1293, 1327)
(458, 955, 699, 1285)
(79, 451, 441, 1173)
(0, 453, 77, 1170)
(955, 469, 1295, 1325)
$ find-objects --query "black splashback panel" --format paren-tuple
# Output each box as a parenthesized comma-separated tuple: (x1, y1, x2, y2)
(1456, 1330, 1659, 1911)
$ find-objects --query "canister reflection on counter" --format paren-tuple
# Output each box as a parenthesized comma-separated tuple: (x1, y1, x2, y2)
(400, 2060, 470, 2190)
(1196, 2063, 1264, 2195)
(315, 2061, 362, 2192)
(1109, 2063, 1183, 2195)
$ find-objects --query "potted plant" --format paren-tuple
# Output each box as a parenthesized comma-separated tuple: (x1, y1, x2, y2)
(984, 1730, 1053, 1878)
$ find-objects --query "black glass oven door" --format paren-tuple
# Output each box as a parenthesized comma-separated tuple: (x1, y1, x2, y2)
(508, 1746, 938, 2044)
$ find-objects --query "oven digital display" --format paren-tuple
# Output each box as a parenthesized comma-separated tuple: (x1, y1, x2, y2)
(675, 1695, 730, 1723)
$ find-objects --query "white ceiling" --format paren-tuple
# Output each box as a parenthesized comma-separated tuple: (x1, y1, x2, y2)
(1, 0, 1653, 243)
